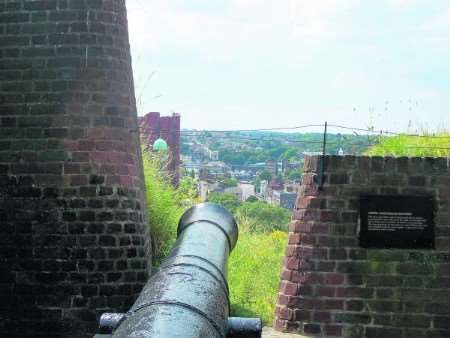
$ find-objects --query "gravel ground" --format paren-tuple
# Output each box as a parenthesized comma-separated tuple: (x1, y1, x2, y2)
(262, 327, 310, 338)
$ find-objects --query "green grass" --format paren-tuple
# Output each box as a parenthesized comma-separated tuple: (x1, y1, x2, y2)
(366, 133, 450, 157)
(228, 229, 288, 325)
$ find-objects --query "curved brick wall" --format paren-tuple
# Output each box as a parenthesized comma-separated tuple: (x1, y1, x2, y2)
(275, 155, 450, 338)
(0, 1, 149, 336)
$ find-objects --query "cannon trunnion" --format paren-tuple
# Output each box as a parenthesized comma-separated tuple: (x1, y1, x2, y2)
(96, 203, 262, 338)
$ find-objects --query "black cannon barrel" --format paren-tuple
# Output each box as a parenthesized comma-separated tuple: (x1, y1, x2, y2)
(98, 203, 261, 338)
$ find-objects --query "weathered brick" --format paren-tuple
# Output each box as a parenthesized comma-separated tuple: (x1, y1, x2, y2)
(434, 316, 450, 329)
(280, 281, 298, 296)
(335, 313, 371, 324)
(345, 300, 365, 311)
(336, 287, 374, 298)
(397, 263, 433, 275)
(395, 314, 431, 328)
(325, 325, 342, 337)
(303, 323, 321, 334)
(316, 286, 335, 297)
(325, 273, 345, 285)
(276, 306, 293, 320)
(366, 327, 403, 338)
(425, 303, 450, 315)
(366, 275, 403, 287)
(368, 300, 401, 313)
(425, 330, 450, 338)
(323, 299, 344, 310)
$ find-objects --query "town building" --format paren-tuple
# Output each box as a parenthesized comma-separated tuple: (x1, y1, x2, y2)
(265, 160, 278, 176)
(272, 191, 298, 209)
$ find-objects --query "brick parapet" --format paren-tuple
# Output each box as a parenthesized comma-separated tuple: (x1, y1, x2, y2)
(0, 1, 149, 337)
(275, 155, 450, 338)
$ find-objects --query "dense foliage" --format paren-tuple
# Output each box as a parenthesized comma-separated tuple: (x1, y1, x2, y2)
(206, 193, 242, 214)
(235, 201, 290, 232)
(221, 177, 239, 188)
(207, 193, 291, 232)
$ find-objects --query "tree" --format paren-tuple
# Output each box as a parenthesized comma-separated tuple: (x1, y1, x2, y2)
(222, 177, 239, 188)
(280, 148, 298, 160)
(268, 145, 288, 160)
(259, 170, 272, 182)
(288, 170, 301, 181)
(253, 176, 261, 193)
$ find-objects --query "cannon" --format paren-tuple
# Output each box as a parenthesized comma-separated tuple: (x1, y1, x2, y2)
(96, 203, 262, 338)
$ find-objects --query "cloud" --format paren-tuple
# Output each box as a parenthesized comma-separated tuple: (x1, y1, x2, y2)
(386, 0, 420, 8)
(126, 1, 450, 130)
(289, 0, 357, 38)
(417, 9, 450, 43)
(126, 0, 359, 60)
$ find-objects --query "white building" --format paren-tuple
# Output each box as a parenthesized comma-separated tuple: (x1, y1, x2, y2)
(239, 183, 255, 201)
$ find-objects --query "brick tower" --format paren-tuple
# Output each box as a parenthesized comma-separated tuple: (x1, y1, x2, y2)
(140, 112, 181, 185)
(0, 1, 149, 337)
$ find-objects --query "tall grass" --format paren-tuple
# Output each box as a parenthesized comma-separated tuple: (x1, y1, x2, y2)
(228, 225, 287, 325)
(143, 152, 181, 264)
(366, 133, 450, 157)
(143, 151, 199, 265)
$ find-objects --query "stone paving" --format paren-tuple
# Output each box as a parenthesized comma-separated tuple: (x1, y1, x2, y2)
(262, 327, 310, 338)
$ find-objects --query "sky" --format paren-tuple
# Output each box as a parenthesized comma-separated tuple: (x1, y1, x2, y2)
(126, 0, 450, 133)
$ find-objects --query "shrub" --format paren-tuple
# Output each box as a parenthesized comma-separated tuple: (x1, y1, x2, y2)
(207, 192, 290, 232)
(245, 196, 259, 203)
(207, 192, 242, 214)
(235, 201, 291, 232)
(221, 177, 239, 188)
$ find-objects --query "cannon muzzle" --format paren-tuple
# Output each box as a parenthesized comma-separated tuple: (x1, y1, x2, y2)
(96, 203, 262, 338)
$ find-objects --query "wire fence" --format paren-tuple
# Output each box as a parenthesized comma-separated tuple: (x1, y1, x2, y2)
(138, 121, 450, 156)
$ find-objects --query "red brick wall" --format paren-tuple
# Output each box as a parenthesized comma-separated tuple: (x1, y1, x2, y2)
(275, 155, 450, 338)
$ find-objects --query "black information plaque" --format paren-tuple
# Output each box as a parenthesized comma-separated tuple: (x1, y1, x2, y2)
(359, 195, 435, 249)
